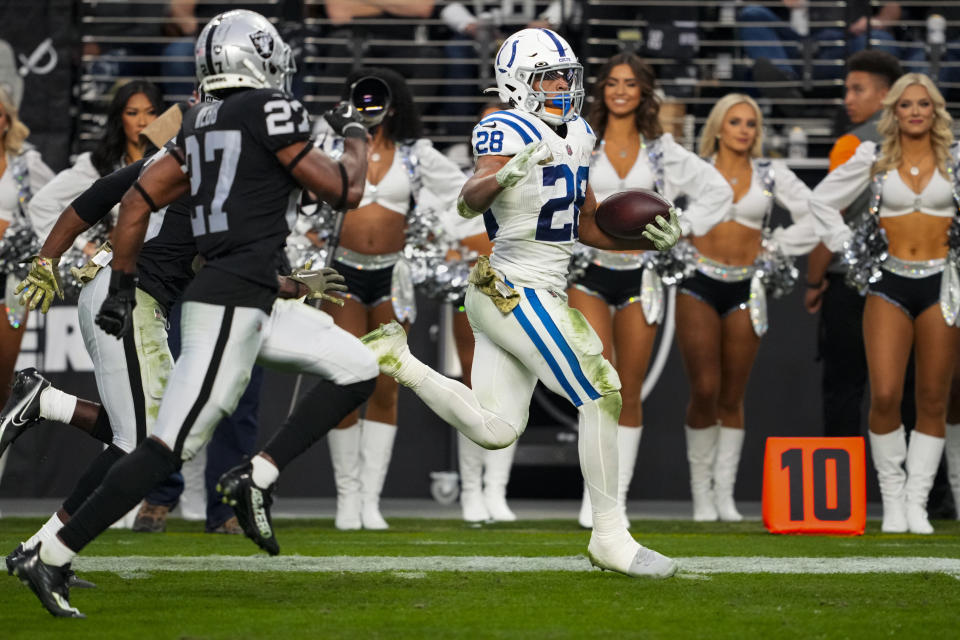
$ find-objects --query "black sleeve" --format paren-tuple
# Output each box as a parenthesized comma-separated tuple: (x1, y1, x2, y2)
(70, 159, 146, 226)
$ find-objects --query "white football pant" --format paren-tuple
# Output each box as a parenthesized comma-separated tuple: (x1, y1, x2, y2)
(152, 298, 378, 461)
(411, 283, 623, 516)
(78, 266, 173, 453)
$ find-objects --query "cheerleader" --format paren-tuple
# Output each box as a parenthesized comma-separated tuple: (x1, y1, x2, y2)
(0, 88, 54, 407)
(316, 68, 467, 530)
(28, 80, 161, 248)
(679, 93, 817, 522)
(569, 53, 731, 528)
(809, 74, 958, 534)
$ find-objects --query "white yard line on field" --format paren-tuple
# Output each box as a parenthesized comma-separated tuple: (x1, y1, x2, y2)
(71, 555, 960, 575)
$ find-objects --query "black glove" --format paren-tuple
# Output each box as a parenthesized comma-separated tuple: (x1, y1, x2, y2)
(96, 270, 138, 338)
(323, 101, 366, 138)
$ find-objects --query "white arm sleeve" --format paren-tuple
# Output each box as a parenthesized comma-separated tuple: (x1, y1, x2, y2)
(770, 160, 814, 223)
(660, 134, 733, 236)
(416, 139, 473, 239)
(809, 141, 876, 252)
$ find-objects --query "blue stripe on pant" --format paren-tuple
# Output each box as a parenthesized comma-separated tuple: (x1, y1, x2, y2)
(523, 288, 601, 402)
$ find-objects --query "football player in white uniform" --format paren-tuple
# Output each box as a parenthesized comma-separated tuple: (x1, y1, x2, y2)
(363, 28, 681, 579)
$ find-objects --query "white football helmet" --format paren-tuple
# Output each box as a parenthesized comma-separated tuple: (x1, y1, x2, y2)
(195, 10, 296, 97)
(489, 28, 584, 125)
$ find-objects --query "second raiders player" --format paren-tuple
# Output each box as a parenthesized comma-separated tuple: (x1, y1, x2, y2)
(8, 10, 376, 617)
(3, 106, 363, 580)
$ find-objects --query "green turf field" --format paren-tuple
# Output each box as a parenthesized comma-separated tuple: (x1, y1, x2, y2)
(2, 518, 959, 638)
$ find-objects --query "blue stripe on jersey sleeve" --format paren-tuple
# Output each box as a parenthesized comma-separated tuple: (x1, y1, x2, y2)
(477, 117, 534, 145)
(493, 111, 543, 142)
(579, 117, 594, 137)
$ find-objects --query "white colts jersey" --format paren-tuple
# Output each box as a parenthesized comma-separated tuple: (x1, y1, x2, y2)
(472, 109, 596, 291)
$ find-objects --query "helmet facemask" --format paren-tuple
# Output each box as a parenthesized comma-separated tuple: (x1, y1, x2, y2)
(518, 64, 584, 125)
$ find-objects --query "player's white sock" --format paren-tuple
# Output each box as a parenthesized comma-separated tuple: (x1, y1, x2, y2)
(617, 425, 642, 529)
(412, 372, 520, 449)
(251, 454, 279, 489)
(24, 511, 68, 550)
(577, 396, 620, 531)
(39, 534, 76, 567)
(39, 387, 78, 424)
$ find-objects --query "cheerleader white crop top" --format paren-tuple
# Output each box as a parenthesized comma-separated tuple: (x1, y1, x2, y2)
(809, 141, 959, 252)
(879, 168, 954, 218)
(357, 150, 411, 215)
(716, 158, 813, 231)
(588, 133, 733, 237)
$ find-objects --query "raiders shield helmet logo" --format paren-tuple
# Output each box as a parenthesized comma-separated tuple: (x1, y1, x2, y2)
(249, 30, 275, 59)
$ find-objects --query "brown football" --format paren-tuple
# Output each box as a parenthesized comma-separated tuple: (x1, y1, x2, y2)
(595, 189, 674, 242)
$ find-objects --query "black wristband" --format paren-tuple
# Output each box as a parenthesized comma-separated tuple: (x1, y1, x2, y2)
(806, 280, 824, 288)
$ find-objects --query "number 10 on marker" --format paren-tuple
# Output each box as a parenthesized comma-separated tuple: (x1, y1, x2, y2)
(762, 437, 866, 535)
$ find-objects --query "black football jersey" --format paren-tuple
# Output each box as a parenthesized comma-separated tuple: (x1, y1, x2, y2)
(69, 152, 196, 314)
(177, 88, 311, 310)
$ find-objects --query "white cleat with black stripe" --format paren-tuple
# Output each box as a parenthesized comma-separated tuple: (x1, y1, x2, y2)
(0, 368, 50, 458)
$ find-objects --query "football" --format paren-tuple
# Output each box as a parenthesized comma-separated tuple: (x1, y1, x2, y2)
(595, 189, 674, 241)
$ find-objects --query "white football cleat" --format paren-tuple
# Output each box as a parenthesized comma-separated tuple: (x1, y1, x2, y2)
(587, 534, 677, 579)
(360, 321, 427, 387)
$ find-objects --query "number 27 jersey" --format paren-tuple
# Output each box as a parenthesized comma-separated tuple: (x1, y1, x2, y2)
(178, 88, 311, 296)
(471, 109, 595, 291)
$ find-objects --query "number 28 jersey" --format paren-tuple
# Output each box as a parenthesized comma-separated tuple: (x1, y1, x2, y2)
(177, 88, 311, 307)
(471, 109, 595, 291)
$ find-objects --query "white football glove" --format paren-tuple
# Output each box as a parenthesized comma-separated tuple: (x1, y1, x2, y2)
(641, 208, 682, 252)
(495, 141, 553, 189)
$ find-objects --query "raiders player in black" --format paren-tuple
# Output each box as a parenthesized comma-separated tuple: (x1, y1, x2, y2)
(7, 10, 373, 618)
(4, 112, 357, 587)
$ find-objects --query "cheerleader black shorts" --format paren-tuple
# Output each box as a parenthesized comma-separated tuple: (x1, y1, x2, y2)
(332, 259, 394, 308)
(569, 264, 646, 309)
(867, 270, 942, 319)
(678, 271, 752, 317)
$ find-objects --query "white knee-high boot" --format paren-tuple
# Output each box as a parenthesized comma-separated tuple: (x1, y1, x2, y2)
(458, 431, 490, 523)
(946, 423, 960, 521)
(713, 426, 744, 522)
(618, 425, 642, 529)
(359, 420, 396, 530)
(869, 426, 907, 533)
(685, 425, 719, 521)
(483, 441, 517, 521)
(328, 422, 362, 530)
(905, 430, 945, 535)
